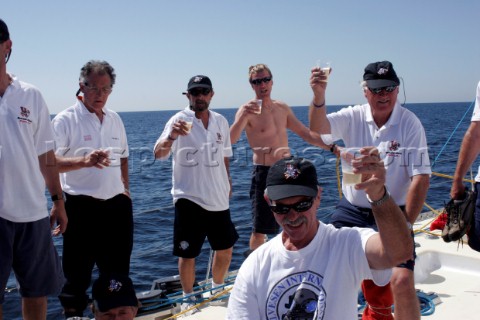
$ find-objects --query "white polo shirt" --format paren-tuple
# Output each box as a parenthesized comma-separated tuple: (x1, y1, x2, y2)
(154, 107, 232, 211)
(52, 98, 129, 200)
(328, 101, 431, 208)
(0, 75, 54, 222)
(470, 81, 480, 182)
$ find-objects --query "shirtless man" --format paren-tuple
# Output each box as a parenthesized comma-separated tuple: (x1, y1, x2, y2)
(230, 63, 329, 252)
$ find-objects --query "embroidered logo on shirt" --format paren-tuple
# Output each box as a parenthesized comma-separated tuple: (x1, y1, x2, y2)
(17, 106, 32, 124)
(385, 140, 401, 158)
(216, 132, 223, 144)
(84, 135, 92, 141)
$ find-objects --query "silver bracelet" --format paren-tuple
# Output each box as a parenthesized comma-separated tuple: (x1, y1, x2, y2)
(366, 186, 390, 206)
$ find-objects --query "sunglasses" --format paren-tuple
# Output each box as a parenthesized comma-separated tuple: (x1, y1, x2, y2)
(250, 77, 272, 85)
(189, 88, 211, 96)
(269, 197, 314, 215)
(368, 85, 397, 95)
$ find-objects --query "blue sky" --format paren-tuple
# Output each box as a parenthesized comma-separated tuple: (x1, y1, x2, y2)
(3, 1, 480, 114)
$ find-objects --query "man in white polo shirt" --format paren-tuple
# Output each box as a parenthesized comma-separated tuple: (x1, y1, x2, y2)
(308, 61, 431, 320)
(0, 18, 67, 319)
(52, 60, 133, 318)
(154, 75, 238, 316)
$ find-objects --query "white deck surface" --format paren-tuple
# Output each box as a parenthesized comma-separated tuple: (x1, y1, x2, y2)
(414, 223, 480, 320)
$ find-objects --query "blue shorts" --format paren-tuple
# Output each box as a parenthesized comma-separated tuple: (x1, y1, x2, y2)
(250, 165, 280, 235)
(173, 199, 239, 258)
(330, 197, 415, 270)
(0, 216, 64, 303)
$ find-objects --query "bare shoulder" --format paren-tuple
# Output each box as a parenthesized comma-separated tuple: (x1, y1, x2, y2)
(271, 100, 291, 113)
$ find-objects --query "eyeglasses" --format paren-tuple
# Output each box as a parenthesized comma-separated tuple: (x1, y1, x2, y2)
(189, 88, 211, 96)
(269, 197, 314, 215)
(250, 77, 272, 85)
(368, 86, 397, 95)
(83, 84, 112, 95)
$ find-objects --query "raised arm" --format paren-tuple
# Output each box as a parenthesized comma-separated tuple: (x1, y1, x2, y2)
(451, 121, 480, 199)
(154, 118, 189, 159)
(230, 101, 259, 144)
(286, 106, 330, 151)
(308, 67, 331, 134)
(354, 147, 413, 269)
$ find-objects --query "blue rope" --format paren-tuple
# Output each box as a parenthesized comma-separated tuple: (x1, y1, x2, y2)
(432, 100, 475, 168)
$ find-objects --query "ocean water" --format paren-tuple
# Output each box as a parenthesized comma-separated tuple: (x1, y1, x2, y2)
(3, 102, 477, 319)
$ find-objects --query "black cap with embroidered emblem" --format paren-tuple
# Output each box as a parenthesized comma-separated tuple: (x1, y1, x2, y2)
(0, 19, 10, 43)
(266, 156, 319, 201)
(363, 61, 400, 89)
(92, 274, 138, 312)
(182, 75, 213, 94)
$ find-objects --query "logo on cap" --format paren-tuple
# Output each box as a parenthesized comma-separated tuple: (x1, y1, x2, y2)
(108, 279, 123, 292)
(284, 163, 300, 179)
(378, 67, 389, 75)
(193, 76, 204, 83)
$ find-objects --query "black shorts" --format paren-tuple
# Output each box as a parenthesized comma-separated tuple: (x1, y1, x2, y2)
(250, 165, 280, 235)
(173, 199, 239, 258)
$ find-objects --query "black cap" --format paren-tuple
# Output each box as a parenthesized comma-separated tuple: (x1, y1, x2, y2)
(0, 19, 10, 42)
(363, 61, 400, 89)
(266, 157, 319, 201)
(92, 274, 138, 312)
(183, 75, 212, 94)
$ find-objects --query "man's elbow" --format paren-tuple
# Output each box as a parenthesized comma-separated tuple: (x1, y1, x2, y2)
(389, 240, 414, 267)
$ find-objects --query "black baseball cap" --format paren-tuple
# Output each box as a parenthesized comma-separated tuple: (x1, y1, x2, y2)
(0, 19, 10, 42)
(266, 157, 319, 201)
(182, 75, 212, 94)
(92, 274, 138, 312)
(363, 61, 400, 89)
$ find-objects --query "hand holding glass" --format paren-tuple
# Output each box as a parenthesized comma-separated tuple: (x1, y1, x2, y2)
(253, 99, 262, 114)
(315, 60, 332, 83)
(179, 115, 194, 133)
(340, 148, 362, 185)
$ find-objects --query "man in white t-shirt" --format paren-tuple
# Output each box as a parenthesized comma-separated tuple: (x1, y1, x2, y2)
(450, 80, 480, 252)
(154, 75, 238, 316)
(227, 155, 412, 320)
(309, 61, 431, 320)
(52, 60, 133, 318)
(0, 18, 67, 319)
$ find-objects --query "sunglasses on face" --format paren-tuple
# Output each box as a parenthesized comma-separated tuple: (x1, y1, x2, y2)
(250, 77, 272, 85)
(368, 85, 397, 95)
(189, 88, 211, 96)
(269, 197, 314, 215)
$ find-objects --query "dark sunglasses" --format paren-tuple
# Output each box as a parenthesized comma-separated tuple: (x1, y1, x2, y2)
(269, 197, 314, 215)
(250, 77, 272, 85)
(189, 88, 211, 96)
(368, 85, 397, 95)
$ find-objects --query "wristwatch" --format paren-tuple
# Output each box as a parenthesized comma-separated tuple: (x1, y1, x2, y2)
(366, 186, 390, 206)
(51, 193, 64, 202)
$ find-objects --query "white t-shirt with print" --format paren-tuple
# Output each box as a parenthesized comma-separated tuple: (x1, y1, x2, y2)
(226, 223, 391, 320)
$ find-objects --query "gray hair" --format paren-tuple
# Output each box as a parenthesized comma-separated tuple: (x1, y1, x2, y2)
(79, 60, 116, 86)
